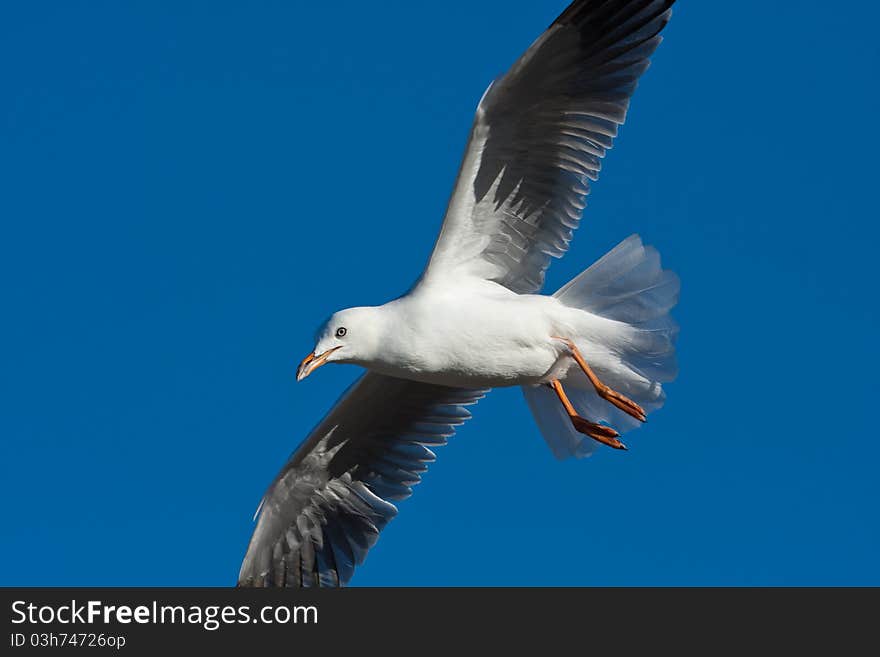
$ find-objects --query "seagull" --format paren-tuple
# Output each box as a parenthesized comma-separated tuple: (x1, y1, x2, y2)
(239, 0, 679, 587)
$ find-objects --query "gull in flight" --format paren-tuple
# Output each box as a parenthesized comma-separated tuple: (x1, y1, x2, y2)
(239, 0, 679, 587)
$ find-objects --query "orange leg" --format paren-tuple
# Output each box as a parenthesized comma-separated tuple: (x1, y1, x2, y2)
(548, 380, 627, 451)
(554, 337, 647, 423)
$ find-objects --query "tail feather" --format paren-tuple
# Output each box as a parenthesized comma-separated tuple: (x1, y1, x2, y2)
(523, 234, 679, 460)
(555, 235, 680, 325)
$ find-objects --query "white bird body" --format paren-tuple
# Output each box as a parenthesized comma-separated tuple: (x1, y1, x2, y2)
(359, 285, 572, 388)
(346, 281, 629, 390)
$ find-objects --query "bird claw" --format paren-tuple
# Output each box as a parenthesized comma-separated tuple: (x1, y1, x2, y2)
(554, 337, 648, 423)
(571, 416, 627, 450)
(599, 386, 647, 423)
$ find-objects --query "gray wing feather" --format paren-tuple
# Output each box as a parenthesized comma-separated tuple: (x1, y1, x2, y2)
(238, 373, 486, 587)
(424, 0, 675, 293)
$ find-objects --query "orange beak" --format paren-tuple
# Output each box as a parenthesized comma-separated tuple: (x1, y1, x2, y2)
(296, 347, 340, 381)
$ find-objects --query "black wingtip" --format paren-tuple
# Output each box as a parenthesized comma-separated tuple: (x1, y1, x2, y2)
(553, 0, 677, 30)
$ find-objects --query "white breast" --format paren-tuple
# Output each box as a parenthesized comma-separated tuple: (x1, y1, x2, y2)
(373, 281, 573, 388)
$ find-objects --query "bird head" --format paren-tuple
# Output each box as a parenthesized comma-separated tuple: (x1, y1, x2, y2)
(296, 306, 383, 381)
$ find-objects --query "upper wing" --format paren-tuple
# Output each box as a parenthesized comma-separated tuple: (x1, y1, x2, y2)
(422, 0, 675, 293)
(238, 372, 486, 587)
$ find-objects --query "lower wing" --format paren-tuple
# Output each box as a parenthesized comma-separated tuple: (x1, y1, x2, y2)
(238, 372, 486, 587)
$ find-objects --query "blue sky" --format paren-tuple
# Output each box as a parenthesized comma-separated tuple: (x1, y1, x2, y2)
(2, 1, 878, 586)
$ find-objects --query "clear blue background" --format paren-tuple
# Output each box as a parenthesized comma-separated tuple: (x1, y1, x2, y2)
(2, 1, 878, 586)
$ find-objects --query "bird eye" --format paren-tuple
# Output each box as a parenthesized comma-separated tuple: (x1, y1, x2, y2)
(335, 327, 347, 338)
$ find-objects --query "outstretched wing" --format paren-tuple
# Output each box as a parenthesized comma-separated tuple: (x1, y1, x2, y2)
(422, 0, 675, 293)
(238, 373, 486, 587)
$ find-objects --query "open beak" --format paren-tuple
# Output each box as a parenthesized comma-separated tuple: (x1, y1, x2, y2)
(296, 347, 340, 381)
